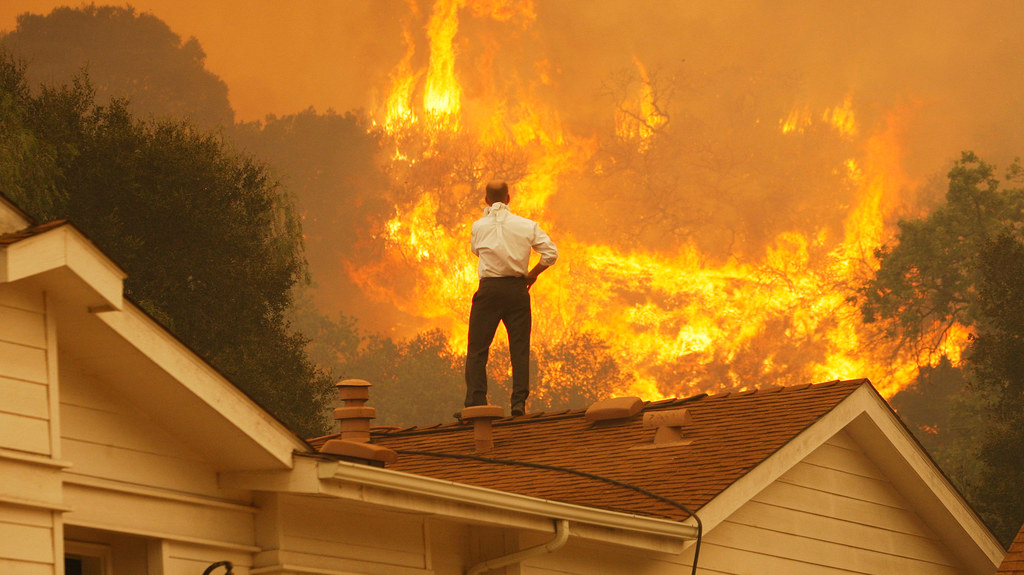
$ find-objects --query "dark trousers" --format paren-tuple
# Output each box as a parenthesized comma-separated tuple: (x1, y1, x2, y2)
(464, 277, 531, 408)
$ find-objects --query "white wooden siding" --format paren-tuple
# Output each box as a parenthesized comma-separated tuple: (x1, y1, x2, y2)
(58, 349, 259, 567)
(0, 286, 60, 575)
(0, 505, 55, 574)
(0, 287, 51, 456)
(59, 363, 222, 497)
(425, 519, 470, 575)
(273, 495, 431, 573)
(159, 541, 252, 575)
(696, 430, 964, 575)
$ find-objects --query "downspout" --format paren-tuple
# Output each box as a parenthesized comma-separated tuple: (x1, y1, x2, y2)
(466, 519, 570, 575)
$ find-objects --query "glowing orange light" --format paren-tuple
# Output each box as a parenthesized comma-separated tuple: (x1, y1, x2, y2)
(360, 1, 958, 403)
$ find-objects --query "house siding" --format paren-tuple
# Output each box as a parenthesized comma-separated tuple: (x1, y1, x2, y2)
(0, 285, 53, 456)
(254, 493, 436, 574)
(58, 361, 258, 575)
(0, 285, 61, 575)
(696, 430, 963, 575)
(514, 430, 966, 575)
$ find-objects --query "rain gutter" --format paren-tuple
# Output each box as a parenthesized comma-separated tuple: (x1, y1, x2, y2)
(312, 456, 699, 541)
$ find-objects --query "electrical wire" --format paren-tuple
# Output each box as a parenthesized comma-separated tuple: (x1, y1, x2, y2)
(393, 449, 702, 575)
(201, 561, 232, 575)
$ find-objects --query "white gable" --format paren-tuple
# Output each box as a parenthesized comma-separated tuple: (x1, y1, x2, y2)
(701, 430, 964, 574)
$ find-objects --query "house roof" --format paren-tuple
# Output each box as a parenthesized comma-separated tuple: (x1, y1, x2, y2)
(998, 524, 1024, 574)
(0, 219, 69, 245)
(309, 379, 865, 521)
(0, 207, 309, 470)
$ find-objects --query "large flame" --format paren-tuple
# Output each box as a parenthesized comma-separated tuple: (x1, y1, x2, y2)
(359, 0, 966, 402)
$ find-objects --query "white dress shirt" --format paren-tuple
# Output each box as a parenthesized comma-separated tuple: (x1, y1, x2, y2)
(471, 203, 558, 278)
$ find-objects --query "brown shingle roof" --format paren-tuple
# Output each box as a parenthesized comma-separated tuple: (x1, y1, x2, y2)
(998, 524, 1024, 574)
(0, 220, 69, 245)
(310, 379, 866, 521)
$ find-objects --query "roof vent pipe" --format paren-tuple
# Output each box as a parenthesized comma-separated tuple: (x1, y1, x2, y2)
(334, 379, 375, 442)
(644, 408, 693, 445)
(461, 405, 505, 452)
(466, 519, 570, 575)
(319, 379, 398, 466)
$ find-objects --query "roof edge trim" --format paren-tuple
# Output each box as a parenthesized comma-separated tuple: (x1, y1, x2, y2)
(1, 223, 125, 310)
(94, 301, 311, 467)
(317, 456, 699, 543)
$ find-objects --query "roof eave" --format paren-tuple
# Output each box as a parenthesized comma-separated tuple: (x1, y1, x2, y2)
(697, 381, 1004, 574)
(225, 454, 699, 554)
(1, 219, 310, 470)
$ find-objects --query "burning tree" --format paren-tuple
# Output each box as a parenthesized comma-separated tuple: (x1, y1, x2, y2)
(336, 0, 964, 408)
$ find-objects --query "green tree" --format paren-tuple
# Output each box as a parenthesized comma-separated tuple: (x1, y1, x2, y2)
(858, 152, 1024, 355)
(533, 331, 634, 411)
(0, 57, 61, 212)
(341, 329, 464, 427)
(1, 5, 233, 128)
(857, 151, 1024, 544)
(967, 233, 1024, 544)
(0, 54, 332, 437)
(889, 358, 986, 505)
(230, 109, 391, 320)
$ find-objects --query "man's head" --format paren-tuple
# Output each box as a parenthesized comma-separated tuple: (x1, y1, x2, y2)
(485, 180, 510, 205)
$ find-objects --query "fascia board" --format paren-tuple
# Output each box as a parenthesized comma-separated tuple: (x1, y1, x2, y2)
(316, 457, 699, 546)
(94, 303, 310, 468)
(2, 224, 125, 310)
(225, 454, 697, 552)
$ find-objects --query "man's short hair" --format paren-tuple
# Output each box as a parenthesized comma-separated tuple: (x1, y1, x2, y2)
(485, 180, 509, 204)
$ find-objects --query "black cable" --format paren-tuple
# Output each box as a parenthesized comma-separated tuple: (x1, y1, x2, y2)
(201, 561, 232, 575)
(394, 449, 702, 575)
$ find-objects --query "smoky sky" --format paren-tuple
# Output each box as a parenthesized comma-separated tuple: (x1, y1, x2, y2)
(4, 0, 1022, 394)
(534, 1, 1024, 176)
(3, 0, 1021, 180)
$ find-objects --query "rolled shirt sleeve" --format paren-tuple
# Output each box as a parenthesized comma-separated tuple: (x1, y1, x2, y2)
(531, 224, 558, 267)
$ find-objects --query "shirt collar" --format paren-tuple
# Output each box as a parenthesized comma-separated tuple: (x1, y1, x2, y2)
(484, 202, 510, 216)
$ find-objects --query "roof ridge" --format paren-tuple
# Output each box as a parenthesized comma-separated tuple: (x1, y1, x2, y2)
(313, 380, 867, 445)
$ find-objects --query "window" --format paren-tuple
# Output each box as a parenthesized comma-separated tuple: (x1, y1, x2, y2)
(64, 541, 112, 575)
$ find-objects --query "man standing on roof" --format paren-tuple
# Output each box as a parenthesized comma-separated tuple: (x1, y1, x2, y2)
(464, 180, 558, 417)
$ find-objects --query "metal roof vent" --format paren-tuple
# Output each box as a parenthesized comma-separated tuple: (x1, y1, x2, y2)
(643, 409, 693, 446)
(319, 379, 397, 466)
(585, 396, 643, 421)
(461, 405, 504, 452)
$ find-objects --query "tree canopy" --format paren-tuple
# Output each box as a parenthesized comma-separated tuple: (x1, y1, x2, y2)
(967, 232, 1024, 543)
(1, 5, 233, 128)
(860, 151, 1024, 544)
(858, 151, 1024, 353)
(0, 53, 333, 437)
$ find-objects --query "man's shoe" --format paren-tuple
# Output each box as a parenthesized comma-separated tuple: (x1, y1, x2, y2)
(510, 404, 525, 417)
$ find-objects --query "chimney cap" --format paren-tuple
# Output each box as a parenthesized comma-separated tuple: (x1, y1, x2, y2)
(462, 405, 505, 420)
(337, 379, 372, 388)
